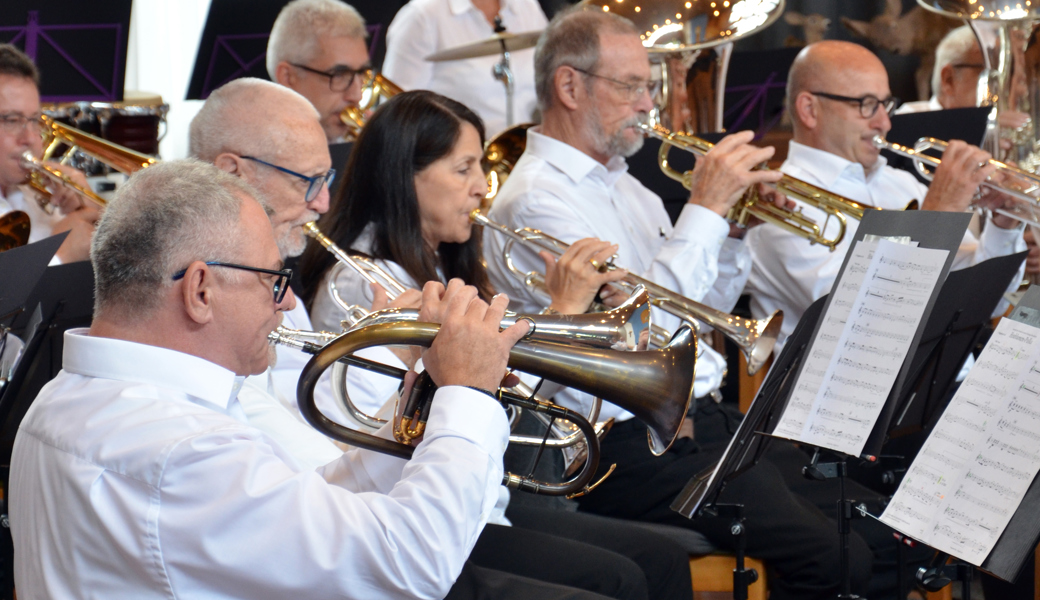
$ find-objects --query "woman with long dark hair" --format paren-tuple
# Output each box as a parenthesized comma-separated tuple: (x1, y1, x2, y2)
(299, 90, 693, 600)
(300, 89, 622, 330)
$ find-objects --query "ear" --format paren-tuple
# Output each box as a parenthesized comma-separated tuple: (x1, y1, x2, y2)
(179, 262, 217, 326)
(274, 61, 295, 87)
(793, 91, 818, 130)
(884, 0, 903, 18)
(213, 153, 244, 176)
(939, 63, 957, 96)
(553, 66, 583, 111)
(784, 12, 806, 26)
(841, 17, 870, 40)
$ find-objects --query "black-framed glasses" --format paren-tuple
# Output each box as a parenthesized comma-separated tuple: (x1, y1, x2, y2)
(570, 67, 662, 103)
(241, 156, 335, 203)
(290, 63, 374, 92)
(0, 112, 43, 135)
(172, 261, 293, 304)
(809, 91, 900, 119)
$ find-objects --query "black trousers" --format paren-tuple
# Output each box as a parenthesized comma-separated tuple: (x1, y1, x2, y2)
(446, 561, 615, 600)
(574, 399, 874, 600)
(467, 507, 693, 600)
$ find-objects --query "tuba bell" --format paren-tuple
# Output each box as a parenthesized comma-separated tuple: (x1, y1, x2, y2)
(295, 320, 698, 495)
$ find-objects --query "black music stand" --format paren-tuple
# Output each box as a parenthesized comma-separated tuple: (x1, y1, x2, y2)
(0, 3, 132, 103)
(891, 251, 1027, 437)
(186, 0, 407, 100)
(885, 107, 990, 184)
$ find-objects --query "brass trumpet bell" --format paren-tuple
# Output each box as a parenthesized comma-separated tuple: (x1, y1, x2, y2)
(339, 73, 403, 141)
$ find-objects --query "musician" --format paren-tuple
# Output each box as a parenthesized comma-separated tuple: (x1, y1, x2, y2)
(477, 7, 878, 600)
(746, 40, 1026, 351)
(0, 43, 96, 263)
(10, 159, 554, 599)
(382, 0, 547, 137)
(267, 0, 370, 144)
(299, 88, 694, 600)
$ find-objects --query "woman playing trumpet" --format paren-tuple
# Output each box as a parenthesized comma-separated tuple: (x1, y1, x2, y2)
(299, 89, 694, 600)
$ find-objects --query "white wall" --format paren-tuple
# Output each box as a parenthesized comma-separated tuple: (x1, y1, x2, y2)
(124, 0, 213, 160)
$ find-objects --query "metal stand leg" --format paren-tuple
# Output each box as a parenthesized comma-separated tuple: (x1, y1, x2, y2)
(803, 449, 865, 599)
(710, 503, 758, 600)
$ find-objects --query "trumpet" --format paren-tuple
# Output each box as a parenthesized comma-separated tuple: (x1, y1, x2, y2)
(295, 320, 697, 495)
(472, 210, 781, 375)
(872, 136, 1040, 226)
(639, 122, 881, 251)
(23, 115, 159, 211)
(339, 73, 403, 142)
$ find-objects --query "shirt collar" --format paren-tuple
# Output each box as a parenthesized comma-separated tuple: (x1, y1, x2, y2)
(785, 139, 889, 187)
(62, 329, 242, 412)
(525, 127, 629, 186)
(449, 0, 518, 16)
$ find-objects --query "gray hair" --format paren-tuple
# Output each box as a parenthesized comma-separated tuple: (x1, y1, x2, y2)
(933, 26, 980, 96)
(266, 0, 367, 79)
(534, 5, 639, 112)
(189, 77, 319, 162)
(91, 159, 268, 320)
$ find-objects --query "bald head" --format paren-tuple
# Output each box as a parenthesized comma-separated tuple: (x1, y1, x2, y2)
(189, 78, 321, 163)
(786, 41, 893, 169)
(190, 77, 333, 259)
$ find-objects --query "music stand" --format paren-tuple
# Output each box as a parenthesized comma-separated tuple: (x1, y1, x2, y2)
(890, 251, 1027, 437)
(0, 234, 65, 325)
(0, 3, 132, 102)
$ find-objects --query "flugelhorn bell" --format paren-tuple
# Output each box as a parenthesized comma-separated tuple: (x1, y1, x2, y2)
(296, 320, 697, 495)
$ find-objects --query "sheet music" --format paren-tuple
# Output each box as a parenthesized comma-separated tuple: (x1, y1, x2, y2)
(881, 317, 1040, 565)
(774, 239, 948, 455)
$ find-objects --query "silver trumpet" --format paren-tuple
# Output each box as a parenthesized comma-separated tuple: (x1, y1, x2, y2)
(472, 209, 782, 375)
(873, 135, 1040, 226)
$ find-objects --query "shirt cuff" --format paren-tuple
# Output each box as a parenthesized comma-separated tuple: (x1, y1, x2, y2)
(673, 203, 730, 250)
(423, 386, 510, 457)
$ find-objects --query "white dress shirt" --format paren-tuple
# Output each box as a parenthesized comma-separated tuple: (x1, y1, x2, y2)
(484, 128, 748, 421)
(894, 96, 944, 115)
(11, 329, 508, 600)
(746, 140, 1025, 351)
(382, 0, 547, 138)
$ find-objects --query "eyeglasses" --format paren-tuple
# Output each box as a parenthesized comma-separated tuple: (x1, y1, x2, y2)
(0, 112, 42, 135)
(290, 63, 374, 92)
(172, 261, 293, 304)
(809, 91, 900, 119)
(570, 67, 662, 103)
(241, 156, 336, 203)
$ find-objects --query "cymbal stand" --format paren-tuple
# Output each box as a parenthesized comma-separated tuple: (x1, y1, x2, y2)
(491, 16, 515, 128)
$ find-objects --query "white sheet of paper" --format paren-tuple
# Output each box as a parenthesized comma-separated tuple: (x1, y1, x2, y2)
(881, 317, 1040, 565)
(774, 239, 948, 455)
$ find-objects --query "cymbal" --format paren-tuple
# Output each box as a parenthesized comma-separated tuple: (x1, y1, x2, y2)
(425, 30, 543, 62)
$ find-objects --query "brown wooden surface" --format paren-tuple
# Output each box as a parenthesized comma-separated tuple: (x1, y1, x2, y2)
(689, 554, 768, 600)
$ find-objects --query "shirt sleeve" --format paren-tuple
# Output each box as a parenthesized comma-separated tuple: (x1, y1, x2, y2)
(382, 2, 437, 91)
(954, 218, 1027, 315)
(159, 385, 508, 600)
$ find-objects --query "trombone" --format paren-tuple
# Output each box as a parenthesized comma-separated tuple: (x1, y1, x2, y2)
(294, 319, 698, 495)
(639, 122, 881, 251)
(471, 210, 781, 375)
(872, 135, 1040, 226)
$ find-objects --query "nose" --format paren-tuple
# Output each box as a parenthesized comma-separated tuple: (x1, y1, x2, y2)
(633, 86, 655, 114)
(344, 76, 364, 105)
(311, 183, 331, 215)
(17, 121, 42, 150)
(870, 104, 892, 136)
(279, 287, 298, 312)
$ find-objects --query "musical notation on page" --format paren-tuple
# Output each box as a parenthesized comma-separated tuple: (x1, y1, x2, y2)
(882, 316, 1040, 566)
(774, 239, 948, 456)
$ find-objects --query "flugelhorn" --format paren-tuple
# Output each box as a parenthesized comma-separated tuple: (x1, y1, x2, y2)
(296, 320, 697, 495)
(0, 211, 30, 252)
(472, 209, 781, 375)
(873, 135, 1040, 226)
(639, 122, 882, 251)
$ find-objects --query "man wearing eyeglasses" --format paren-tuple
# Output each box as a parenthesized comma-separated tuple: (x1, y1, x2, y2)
(0, 43, 97, 263)
(483, 8, 879, 600)
(267, 0, 372, 144)
(745, 40, 1025, 353)
(10, 158, 554, 599)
